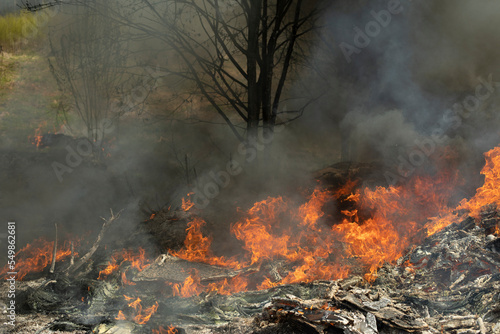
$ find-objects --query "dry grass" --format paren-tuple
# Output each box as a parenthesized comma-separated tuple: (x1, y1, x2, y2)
(0, 11, 43, 51)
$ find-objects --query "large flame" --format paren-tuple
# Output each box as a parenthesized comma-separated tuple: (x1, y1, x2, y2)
(12, 145, 500, 304)
(0, 237, 77, 280)
(168, 161, 467, 295)
(98, 247, 151, 281)
(459, 146, 500, 218)
(170, 217, 241, 268)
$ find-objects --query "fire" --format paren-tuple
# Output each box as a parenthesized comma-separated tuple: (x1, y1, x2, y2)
(116, 296, 159, 325)
(424, 211, 456, 237)
(29, 122, 46, 148)
(206, 275, 249, 295)
(98, 247, 151, 280)
(171, 269, 203, 297)
(334, 179, 358, 197)
(336, 168, 463, 279)
(170, 217, 241, 268)
(17, 145, 500, 305)
(181, 193, 195, 211)
(121, 271, 136, 285)
(133, 300, 159, 325)
(231, 196, 294, 265)
(168, 190, 351, 294)
(29, 121, 65, 148)
(321, 302, 337, 311)
(170, 270, 249, 297)
(97, 262, 119, 280)
(0, 237, 76, 280)
(165, 157, 468, 296)
(152, 326, 178, 334)
(459, 146, 500, 218)
(115, 310, 126, 321)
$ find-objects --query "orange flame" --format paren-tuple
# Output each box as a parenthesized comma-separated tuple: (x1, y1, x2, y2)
(206, 275, 249, 295)
(459, 146, 500, 218)
(170, 218, 240, 268)
(181, 193, 195, 211)
(74, 145, 500, 299)
(121, 271, 136, 286)
(231, 196, 294, 265)
(115, 310, 126, 321)
(116, 296, 159, 325)
(166, 159, 466, 296)
(152, 326, 178, 334)
(0, 238, 77, 280)
(97, 262, 119, 280)
(170, 270, 249, 297)
(334, 179, 358, 197)
(135, 301, 159, 325)
(98, 248, 151, 280)
(171, 269, 203, 297)
(29, 122, 46, 148)
(29, 121, 65, 148)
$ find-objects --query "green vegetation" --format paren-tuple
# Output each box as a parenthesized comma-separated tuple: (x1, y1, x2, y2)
(0, 10, 61, 149)
(0, 11, 43, 50)
(0, 53, 61, 150)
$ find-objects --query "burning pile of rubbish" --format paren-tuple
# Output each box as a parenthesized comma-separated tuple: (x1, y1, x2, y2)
(1, 146, 500, 333)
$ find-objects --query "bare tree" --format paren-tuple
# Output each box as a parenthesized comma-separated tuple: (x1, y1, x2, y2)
(47, 0, 140, 157)
(85, 0, 321, 144)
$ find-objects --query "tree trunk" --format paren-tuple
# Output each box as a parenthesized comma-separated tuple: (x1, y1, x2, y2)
(261, 0, 274, 141)
(246, 0, 262, 143)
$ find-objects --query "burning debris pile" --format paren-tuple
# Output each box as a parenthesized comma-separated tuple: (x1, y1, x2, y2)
(1, 211, 499, 334)
(1, 146, 500, 333)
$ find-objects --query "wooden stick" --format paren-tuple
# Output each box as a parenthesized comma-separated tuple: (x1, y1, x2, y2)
(65, 209, 122, 275)
(49, 223, 58, 274)
(70, 241, 74, 266)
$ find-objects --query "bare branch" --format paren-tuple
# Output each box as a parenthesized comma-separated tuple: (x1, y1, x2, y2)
(64, 209, 123, 275)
